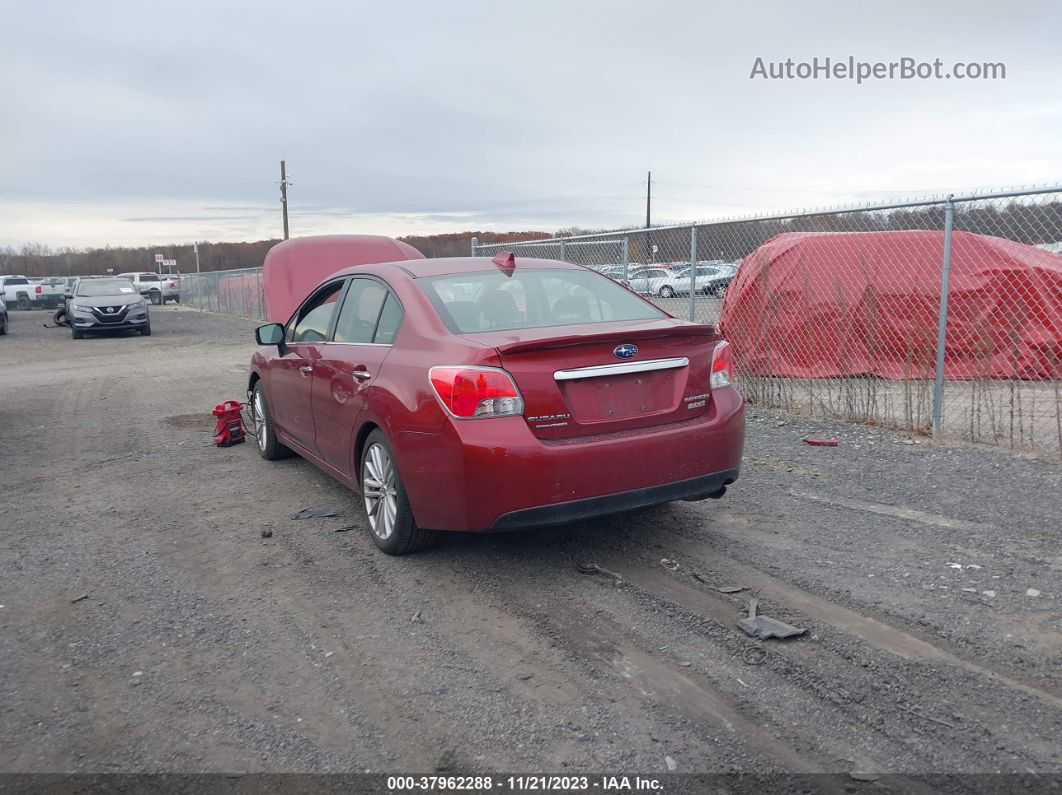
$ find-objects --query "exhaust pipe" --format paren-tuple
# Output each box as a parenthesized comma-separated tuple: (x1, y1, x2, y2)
(683, 485, 726, 502)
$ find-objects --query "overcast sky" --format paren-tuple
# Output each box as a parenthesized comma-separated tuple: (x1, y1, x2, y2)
(2, 0, 1060, 249)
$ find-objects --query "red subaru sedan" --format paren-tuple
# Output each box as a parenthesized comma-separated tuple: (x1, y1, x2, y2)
(249, 251, 744, 554)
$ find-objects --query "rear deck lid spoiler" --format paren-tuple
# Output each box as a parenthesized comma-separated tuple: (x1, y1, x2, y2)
(492, 325, 717, 356)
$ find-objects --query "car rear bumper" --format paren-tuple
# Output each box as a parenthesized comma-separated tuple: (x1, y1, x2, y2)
(490, 468, 738, 530)
(394, 386, 744, 532)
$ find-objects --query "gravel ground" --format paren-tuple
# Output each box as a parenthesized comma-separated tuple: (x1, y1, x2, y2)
(0, 305, 1059, 783)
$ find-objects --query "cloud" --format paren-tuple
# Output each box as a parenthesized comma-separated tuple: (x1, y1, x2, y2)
(2, 0, 1060, 248)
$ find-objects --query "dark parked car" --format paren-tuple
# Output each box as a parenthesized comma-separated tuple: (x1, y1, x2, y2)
(0, 296, 7, 335)
(248, 238, 744, 555)
(68, 278, 151, 338)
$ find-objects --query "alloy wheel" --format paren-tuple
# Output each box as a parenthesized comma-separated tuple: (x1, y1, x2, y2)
(363, 442, 398, 540)
(253, 389, 267, 452)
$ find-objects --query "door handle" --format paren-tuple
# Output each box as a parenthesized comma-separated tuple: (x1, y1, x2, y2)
(299, 365, 313, 374)
(352, 370, 371, 381)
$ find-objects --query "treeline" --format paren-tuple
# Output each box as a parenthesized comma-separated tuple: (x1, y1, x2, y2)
(6, 200, 1056, 276)
(399, 230, 553, 258)
(0, 230, 555, 277)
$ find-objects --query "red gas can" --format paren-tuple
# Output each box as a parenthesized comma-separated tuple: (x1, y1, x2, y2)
(213, 400, 246, 447)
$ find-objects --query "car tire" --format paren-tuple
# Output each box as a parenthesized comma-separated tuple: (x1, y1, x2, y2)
(659, 285, 675, 298)
(149, 291, 162, 305)
(252, 381, 293, 461)
(0, 318, 6, 335)
(360, 429, 435, 555)
(17, 295, 31, 311)
(53, 308, 68, 326)
(140, 323, 152, 336)
(71, 327, 83, 340)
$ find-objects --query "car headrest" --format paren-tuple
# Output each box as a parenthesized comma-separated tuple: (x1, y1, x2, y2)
(552, 294, 591, 322)
(480, 290, 522, 327)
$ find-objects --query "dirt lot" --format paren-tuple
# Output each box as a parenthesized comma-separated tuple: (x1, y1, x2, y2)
(1, 306, 1060, 783)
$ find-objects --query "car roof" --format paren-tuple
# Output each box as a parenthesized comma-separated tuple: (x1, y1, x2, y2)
(332, 256, 585, 281)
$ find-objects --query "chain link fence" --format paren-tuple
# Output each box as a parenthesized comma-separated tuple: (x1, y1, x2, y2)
(474, 187, 1062, 457)
(179, 267, 266, 320)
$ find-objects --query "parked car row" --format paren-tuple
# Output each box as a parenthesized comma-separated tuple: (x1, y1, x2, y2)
(0, 272, 180, 311)
(0, 275, 158, 340)
(627, 262, 739, 297)
(581, 261, 740, 297)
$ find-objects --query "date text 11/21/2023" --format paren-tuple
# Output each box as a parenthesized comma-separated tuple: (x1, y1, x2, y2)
(386, 775, 664, 792)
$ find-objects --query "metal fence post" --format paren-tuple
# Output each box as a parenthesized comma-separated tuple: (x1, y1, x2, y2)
(621, 238, 630, 281)
(559, 239, 567, 262)
(688, 225, 698, 322)
(470, 236, 479, 257)
(931, 195, 956, 440)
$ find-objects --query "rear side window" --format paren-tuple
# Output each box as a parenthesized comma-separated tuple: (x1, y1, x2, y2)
(4, 278, 28, 285)
(288, 282, 343, 343)
(422, 268, 663, 334)
(140, 273, 159, 282)
(373, 294, 403, 344)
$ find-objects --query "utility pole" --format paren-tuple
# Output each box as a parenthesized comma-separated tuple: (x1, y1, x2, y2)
(645, 170, 652, 263)
(280, 160, 290, 240)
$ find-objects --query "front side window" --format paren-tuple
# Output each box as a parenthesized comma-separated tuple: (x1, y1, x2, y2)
(422, 268, 664, 334)
(288, 282, 343, 343)
(334, 279, 388, 343)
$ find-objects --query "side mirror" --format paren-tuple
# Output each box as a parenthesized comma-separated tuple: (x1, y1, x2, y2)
(255, 323, 285, 345)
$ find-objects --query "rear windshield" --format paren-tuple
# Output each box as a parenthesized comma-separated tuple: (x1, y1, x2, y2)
(77, 279, 137, 296)
(421, 268, 665, 334)
(4, 277, 29, 285)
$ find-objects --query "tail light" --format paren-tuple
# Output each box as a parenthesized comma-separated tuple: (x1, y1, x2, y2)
(35, 285, 42, 294)
(710, 340, 734, 388)
(429, 366, 524, 418)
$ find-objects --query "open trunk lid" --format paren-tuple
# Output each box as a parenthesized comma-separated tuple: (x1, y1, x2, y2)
(465, 320, 721, 440)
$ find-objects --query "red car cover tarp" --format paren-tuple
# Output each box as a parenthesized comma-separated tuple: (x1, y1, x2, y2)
(262, 234, 424, 323)
(719, 230, 1062, 380)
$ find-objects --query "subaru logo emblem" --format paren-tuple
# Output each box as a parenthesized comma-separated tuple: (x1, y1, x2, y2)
(614, 344, 638, 360)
